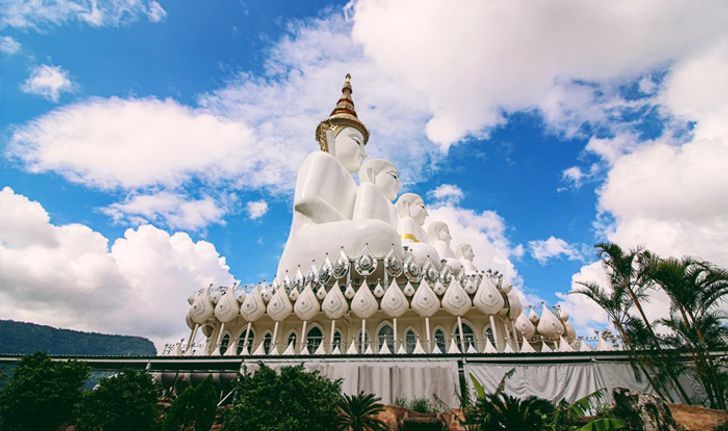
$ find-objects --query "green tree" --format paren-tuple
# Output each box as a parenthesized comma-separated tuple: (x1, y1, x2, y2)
(336, 392, 388, 431)
(75, 368, 161, 431)
(164, 375, 219, 431)
(0, 352, 89, 431)
(223, 363, 341, 431)
(574, 242, 691, 403)
(646, 255, 728, 408)
(570, 274, 669, 400)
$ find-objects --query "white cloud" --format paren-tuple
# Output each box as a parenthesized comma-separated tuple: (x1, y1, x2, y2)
(0, 187, 234, 346)
(0, 35, 20, 54)
(596, 42, 728, 269)
(1, 0, 167, 29)
(198, 13, 436, 187)
(146, 1, 166, 23)
(528, 236, 586, 265)
(427, 183, 464, 204)
(101, 192, 227, 231)
(20, 64, 75, 102)
(246, 200, 268, 220)
(7, 97, 260, 190)
(351, 0, 727, 147)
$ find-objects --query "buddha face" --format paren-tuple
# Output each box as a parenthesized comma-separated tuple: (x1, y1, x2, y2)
(334, 127, 367, 173)
(438, 225, 452, 244)
(374, 166, 400, 201)
(462, 245, 475, 261)
(409, 198, 428, 226)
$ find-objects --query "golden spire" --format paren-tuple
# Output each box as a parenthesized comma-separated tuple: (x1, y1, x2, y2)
(315, 73, 370, 152)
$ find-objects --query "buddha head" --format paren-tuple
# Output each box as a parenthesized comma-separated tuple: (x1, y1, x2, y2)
(360, 159, 400, 201)
(456, 243, 475, 261)
(427, 221, 452, 245)
(316, 74, 370, 173)
(395, 193, 428, 225)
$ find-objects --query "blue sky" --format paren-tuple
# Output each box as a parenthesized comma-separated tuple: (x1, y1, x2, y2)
(1, 0, 726, 343)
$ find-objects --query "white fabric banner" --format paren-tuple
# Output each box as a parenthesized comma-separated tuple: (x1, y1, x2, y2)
(246, 359, 461, 406)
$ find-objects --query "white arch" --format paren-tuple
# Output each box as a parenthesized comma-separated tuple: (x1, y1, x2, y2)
(432, 325, 447, 352)
(451, 318, 477, 350)
(284, 329, 298, 347)
(304, 322, 325, 352)
(403, 325, 420, 354)
(375, 321, 395, 351)
(236, 326, 255, 355)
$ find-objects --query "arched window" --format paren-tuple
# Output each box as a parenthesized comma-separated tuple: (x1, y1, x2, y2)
(434, 329, 446, 352)
(405, 329, 418, 354)
(484, 325, 495, 345)
(262, 332, 272, 354)
(356, 331, 370, 352)
(306, 327, 323, 352)
(287, 332, 297, 348)
(377, 324, 394, 352)
(333, 331, 342, 350)
(237, 329, 255, 355)
(464, 324, 476, 348)
(219, 333, 230, 355)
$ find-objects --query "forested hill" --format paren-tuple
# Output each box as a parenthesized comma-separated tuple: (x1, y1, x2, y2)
(0, 320, 156, 356)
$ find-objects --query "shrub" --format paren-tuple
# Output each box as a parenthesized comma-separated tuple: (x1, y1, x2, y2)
(164, 375, 218, 431)
(223, 363, 341, 431)
(0, 352, 89, 431)
(336, 391, 388, 431)
(75, 368, 161, 431)
(409, 398, 436, 414)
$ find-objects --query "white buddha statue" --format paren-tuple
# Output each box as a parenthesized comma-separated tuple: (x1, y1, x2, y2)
(395, 193, 441, 270)
(427, 221, 464, 275)
(353, 159, 399, 226)
(276, 75, 402, 280)
(456, 243, 479, 274)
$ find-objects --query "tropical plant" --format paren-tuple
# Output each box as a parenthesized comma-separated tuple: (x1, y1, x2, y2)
(572, 242, 691, 403)
(163, 375, 219, 431)
(645, 255, 728, 409)
(336, 391, 388, 431)
(223, 363, 341, 431)
(466, 371, 625, 431)
(0, 352, 89, 431)
(548, 390, 625, 431)
(75, 368, 161, 431)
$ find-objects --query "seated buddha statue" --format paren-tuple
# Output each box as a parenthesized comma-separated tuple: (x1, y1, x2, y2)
(276, 75, 402, 280)
(456, 243, 479, 274)
(427, 221, 464, 276)
(395, 193, 441, 270)
(353, 158, 400, 226)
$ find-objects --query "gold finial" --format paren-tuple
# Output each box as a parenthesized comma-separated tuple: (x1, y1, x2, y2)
(315, 73, 370, 152)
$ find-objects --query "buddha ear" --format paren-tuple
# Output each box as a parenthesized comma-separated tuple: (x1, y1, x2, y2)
(366, 168, 375, 182)
(325, 128, 336, 156)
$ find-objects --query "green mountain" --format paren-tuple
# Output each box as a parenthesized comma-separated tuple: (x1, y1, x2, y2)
(0, 320, 156, 356)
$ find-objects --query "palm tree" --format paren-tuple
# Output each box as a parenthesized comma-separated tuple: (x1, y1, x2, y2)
(466, 392, 555, 431)
(336, 392, 388, 431)
(571, 279, 670, 400)
(645, 256, 728, 408)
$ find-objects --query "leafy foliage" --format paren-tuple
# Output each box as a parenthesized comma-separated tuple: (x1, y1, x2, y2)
(0, 352, 89, 431)
(75, 368, 161, 431)
(466, 391, 555, 431)
(465, 372, 625, 431)
(392, 397, 438, 414)
(336, 391, 388, 431)
(0, 319, 156, 356)
(222, 363, 341, 431)
(163, 375, 219, 431)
